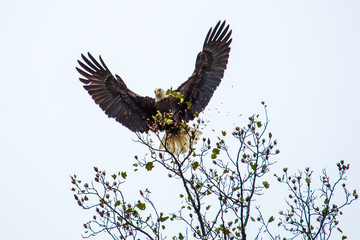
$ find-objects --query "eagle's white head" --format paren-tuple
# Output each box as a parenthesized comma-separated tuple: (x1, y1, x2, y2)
(154, 88, 167, 102)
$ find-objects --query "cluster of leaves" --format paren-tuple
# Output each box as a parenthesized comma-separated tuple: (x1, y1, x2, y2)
(150, 88, 197, 133)
(132, 103, 280, 239)
(71, 168, 168, 240)
(255, 160, 358, 240)
(150, 111, 177, 131)
(166, 88, 194, 112)
(71, 102, 357, 240)
(165, 88, 185, 104)
(195, 106, 279, 239)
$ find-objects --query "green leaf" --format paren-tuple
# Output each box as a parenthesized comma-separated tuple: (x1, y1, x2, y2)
(212, 148, 220, 154)
(145, 162, 154, 171)
(263, 181, 270, 189)
(268, 216, 274, 223)
(111, 174, 117, 180)
(192, 161, 199, 171)
(121, 172, 127, 179)
(250, 162, 257, 171)
(305, 177, 311, 185)
(115, 200, 121, 207)
(159, 216, 169, 222)
(256, 121, 262, 128)
(136, 202, 146, 210)
(165, 119, 173, 125)
(195, 182, 202, 190)
(211, 148, 220, 159)
(221, 131, 227, 136)
(250, 216, 255, 222)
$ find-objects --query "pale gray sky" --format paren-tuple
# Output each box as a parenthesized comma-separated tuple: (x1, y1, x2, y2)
(1, 0, 359, 239)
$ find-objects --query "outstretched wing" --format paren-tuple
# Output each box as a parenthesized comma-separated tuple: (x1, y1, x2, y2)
(176, 21, 232, 121)
(76, 53, 157, 133)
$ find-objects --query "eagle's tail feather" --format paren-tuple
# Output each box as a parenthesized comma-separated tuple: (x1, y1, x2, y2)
(160, 127, 202, 155)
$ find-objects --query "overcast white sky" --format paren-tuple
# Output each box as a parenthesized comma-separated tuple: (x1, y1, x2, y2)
(1, 0, 359, 239)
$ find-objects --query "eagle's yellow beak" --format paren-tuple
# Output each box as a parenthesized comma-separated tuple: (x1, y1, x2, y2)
(155, 90, 160, 96)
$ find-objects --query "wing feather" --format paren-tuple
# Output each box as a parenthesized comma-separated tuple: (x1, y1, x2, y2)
(76, 53, 156, 132)
(176, 21, 232, 120)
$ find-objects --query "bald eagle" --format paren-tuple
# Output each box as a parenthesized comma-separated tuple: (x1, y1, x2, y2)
(76, 21, 232, 155)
